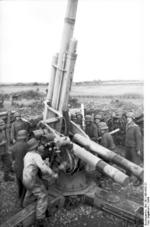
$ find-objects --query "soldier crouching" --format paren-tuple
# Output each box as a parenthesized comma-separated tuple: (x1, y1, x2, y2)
(23, 138, 58, 227)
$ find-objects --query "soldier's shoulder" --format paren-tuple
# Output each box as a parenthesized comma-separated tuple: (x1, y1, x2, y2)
(103, 132, 111, 138)
(92, 123, 98, 128)
(133, 122, 139, 129)
(11, 121, 15, 126)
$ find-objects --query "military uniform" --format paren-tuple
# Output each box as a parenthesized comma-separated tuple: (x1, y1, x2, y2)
(76, 113, 83, 129)
(11, 130, 29, 206)
(11, 120, 29, 142)
(101, 132, 116, 150)
(94, 115, 103, 137)
(107, 113, 126, 146)
(11, 112, 30, 143)
(23, 138, 57, 222)
(85, 123, 98, 140)
(0, 119, 13, 181)
(125, 121, 142, 164)
(99, 122, 116, 150)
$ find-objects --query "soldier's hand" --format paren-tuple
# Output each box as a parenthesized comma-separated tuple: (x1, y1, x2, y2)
(52, 172, 58, 179)
(13, 139, 16, 144)
(137, 150, 141, 156)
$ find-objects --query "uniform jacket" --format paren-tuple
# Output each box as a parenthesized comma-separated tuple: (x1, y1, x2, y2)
(11, 119, 29, 141)
(11, 140, 29, 179)
(23, 151, 53, 188)
(85, 123, 98, 141)
(101, 132, 116, 150)
(0, 129, 7, 155)
(125, 121, 142, 151)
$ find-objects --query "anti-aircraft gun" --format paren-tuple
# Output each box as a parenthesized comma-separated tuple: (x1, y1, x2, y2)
(1, 0, 144, 226)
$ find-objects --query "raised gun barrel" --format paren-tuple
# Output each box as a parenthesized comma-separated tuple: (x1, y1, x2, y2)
(73, 133, 143, 180)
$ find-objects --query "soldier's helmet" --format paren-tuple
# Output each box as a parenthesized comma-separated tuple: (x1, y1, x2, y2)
(0, 119, 5, 127)
(76, 112, 82, 117)
(17, 130, 28, 140)
(85, 115, 92, 122)
(71, 114, 76, 120)
(126, 112, 135, 120)
(27, 138, 39, 150)
(99, 122, 108, 130)
(112, 112, 120, 119)
(94, 114, 102, 120)
(14, 112, 21, 118)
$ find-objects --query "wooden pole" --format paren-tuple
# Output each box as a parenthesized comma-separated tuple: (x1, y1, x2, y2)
(51, 0, 78, 110)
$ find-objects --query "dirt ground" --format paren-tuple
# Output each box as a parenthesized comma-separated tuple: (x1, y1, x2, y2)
(0, 83, 144, 226)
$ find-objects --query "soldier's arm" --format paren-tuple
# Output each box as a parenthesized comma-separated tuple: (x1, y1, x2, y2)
(10, 123, 15, 142)
(34, 153, 57, 177)
(91, 125, 99, 141)
(134, 126, 142, 152)
(108, 134, 116, 150)
(0, 140, 6, 146)
(101, 134, 109, 148)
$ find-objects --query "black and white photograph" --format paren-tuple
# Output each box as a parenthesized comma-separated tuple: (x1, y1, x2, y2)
(0, 0, 149, 226)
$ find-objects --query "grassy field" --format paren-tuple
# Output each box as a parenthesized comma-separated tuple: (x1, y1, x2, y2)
(71, 83, 143, 97)
(0, 82, 143, 97)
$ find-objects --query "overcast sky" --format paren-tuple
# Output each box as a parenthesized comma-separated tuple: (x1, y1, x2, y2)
(0, 0, 144, 83)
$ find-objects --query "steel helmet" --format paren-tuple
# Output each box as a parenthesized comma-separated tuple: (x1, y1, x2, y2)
(17, 130, 28, 140)
(95, 114, 102, 119)
(14, 112, 21, 118)
(27, 138, 39, 150)
(76, 112, 82, 116)
(99, 122, 108, 130)
(126, 112, 135, 119)
(85, 115, 92, 121)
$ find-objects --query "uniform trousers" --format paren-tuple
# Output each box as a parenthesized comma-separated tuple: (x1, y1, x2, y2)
(23, 178, 48, 220)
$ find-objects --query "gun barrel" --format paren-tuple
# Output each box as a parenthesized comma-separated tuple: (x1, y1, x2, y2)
(51, 0, 78, 110)
(73, 134, 143, 180)
(73, 143, 129, 186)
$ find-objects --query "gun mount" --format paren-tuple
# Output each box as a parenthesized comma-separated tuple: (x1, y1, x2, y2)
(1, 0, 144, 226)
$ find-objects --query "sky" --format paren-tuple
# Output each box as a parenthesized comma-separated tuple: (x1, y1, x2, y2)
(0, 0, 144, 83)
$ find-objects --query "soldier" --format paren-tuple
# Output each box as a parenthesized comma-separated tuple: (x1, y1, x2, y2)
(94, 114, 102, 125)
(76, 112, 83, 128)
(85, 115, 98, 142)
(0, 119, 13, 181)
(125, 112, 142, 186)
(11, 112, 30, 144)
(10, 130, 29, 207)
(71, 113, 77, 123)
(23, 138, 58, 227)
(94, 114, 103, 137)
(100, 122, 116, 150)
(125, 112, 142, 164)
(107, 112, 122, 145)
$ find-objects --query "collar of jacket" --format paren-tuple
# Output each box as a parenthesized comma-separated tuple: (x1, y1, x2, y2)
(126, 121, 137, 131)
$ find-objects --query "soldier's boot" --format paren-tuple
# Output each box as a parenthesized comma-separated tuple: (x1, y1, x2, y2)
(3, 172, 14, 182)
